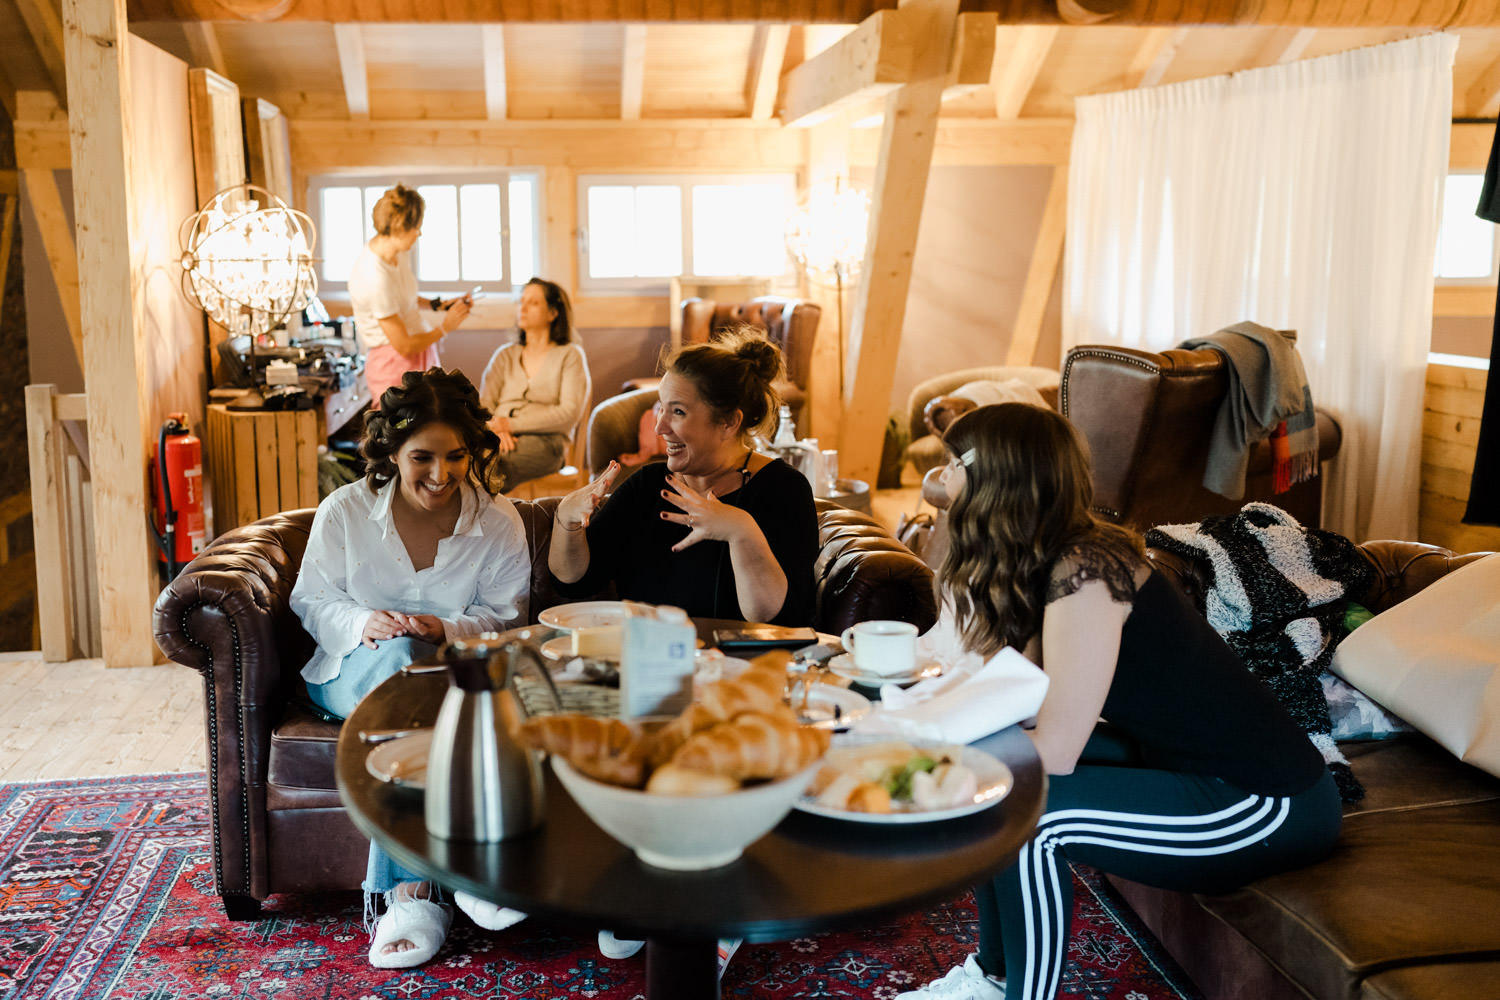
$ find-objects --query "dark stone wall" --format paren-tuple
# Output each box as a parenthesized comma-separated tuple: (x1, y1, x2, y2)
(1, 103, 36, 651)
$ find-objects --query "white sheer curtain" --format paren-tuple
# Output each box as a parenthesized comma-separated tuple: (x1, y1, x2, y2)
(1063, 33, 1457, 543)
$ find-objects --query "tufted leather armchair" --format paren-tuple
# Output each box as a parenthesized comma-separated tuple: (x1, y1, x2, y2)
(622, 296, 822, 425)
(152, 494, 933, 919)
(902, 365, 1062, 478)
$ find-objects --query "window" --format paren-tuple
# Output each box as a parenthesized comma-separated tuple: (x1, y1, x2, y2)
(1434, 172, 1498, 283)
(308, 170, 541, 295)
(578, 174, 797, 292)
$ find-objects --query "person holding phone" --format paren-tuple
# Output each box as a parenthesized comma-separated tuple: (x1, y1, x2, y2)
(477, 277, 592, 492)
(348, 185, 474, 409)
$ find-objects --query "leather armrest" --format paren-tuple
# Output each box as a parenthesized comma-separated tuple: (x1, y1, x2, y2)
(814, 500, 937, 634)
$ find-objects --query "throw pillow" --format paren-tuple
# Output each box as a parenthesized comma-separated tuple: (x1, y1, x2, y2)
(1330, 552, 1500, 777)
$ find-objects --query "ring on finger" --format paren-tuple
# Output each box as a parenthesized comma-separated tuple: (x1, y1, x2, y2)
(690, 515, 697, 528)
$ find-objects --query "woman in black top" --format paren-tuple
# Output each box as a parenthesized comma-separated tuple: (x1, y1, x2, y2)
(899, 404, 1342, 1000)
(549, 329, 818, 625)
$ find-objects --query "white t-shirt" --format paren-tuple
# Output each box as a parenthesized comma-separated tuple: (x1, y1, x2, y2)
(347, 243, 429, 353)
(290, 477, 531, 684)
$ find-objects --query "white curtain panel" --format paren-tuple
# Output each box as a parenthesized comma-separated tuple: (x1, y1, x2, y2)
(1064, 33, 1458, 543)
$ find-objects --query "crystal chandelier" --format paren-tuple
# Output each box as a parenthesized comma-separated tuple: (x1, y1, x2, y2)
(783, 181, 871, 287)
(179, 183, 318, 341)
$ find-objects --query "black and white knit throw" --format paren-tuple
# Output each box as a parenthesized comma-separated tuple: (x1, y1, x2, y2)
(1145, 503, 1374, 802)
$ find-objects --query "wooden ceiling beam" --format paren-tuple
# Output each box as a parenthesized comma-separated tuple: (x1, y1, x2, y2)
(1467, 54, 1500, 119)
(182, 21, 228, 75)
(991, 24, 1057, 119)
(779, 10, 911, 128)
(1250, 26, 1317, 68)
(620, 24, 646, 120)
(941, 12, 997, 100)
(333, 23, 369, 119)
(14, 0, 68, 110)
(746, 24, 791, 119)
(1135, 26, 1189, 89)
(122, 0, 1500, 25)
(482, 24, 508, 120)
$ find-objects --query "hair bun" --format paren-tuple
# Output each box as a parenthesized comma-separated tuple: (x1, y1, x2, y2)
(734, 336, 782, 384)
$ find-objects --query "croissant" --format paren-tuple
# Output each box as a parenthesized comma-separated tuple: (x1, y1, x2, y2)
(644, 763, 740, 797)
(646, 702, 722, 768)
(668, 710, 831, 781)
(695, 660, 787, 722)
(517, 714, 649, 789)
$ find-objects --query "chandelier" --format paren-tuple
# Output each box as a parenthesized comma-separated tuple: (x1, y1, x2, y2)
(179, 183, 318, 341)
(783, 181, 871, 287)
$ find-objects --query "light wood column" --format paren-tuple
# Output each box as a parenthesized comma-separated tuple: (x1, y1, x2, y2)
(63, 0, 157, 666)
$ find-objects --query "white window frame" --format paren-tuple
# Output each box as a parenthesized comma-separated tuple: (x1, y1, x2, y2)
(306, 168, 543, 297)
(1435, 170, 1499, 286)
(576, 173, 798, 294)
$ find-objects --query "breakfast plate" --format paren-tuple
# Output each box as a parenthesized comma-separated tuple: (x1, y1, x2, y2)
(794, 739, 1012, 824)
(539, 633, 706, 663)
(790, 682, 872, 730)
(826, 653, 943, 687)
(365, 730, 433, 790)
(538, 601, 635, 631)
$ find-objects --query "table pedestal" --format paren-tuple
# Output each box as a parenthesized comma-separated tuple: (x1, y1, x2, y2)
(647, 937, 720, 999)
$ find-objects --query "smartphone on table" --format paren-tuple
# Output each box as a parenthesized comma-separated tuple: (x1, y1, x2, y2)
(712, 625, 819, 650)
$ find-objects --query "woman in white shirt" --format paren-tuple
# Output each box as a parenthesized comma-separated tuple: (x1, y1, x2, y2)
(349, 185, 473, 408)
(477, 277, 591, 491)
(290, 368, 529, 971)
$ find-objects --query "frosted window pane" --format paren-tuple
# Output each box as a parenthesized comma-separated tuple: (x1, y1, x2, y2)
(509, 177, 536, 284)
(1435, 174, 1496, 280)
(362, 186, 385, 242)
(692, 184, 789, 276)
(459, 184, 503, 283)
(416, 185, 459, 281)
(588, 187, 637, 278)
(320, 187, 364, 283)
(633, 187, 682, 277)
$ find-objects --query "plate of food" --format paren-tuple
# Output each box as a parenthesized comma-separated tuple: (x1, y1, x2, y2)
(826, 653, 944, 687)
(365, 730, 433, 790)
(795, 736, 1012, 823)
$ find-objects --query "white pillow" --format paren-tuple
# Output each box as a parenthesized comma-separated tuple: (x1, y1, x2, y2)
(1331, 553, 1500, 777)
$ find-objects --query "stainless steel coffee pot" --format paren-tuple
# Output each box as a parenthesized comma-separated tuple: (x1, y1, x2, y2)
(423, 634, 550, 842)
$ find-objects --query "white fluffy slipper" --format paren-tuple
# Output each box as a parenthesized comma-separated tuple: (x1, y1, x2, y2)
(368, 894, 453, 969)
(454, 891, 529, 931)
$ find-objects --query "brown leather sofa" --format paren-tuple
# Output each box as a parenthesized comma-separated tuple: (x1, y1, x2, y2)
(152, 494, 935, 920)
(1131, 539, 1500, 1000)
(1062, 344, 1343, 531)
(902, 365, 1062, 477)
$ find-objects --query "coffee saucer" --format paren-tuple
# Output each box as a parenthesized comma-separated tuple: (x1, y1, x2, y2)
(827, 653, 943, 687)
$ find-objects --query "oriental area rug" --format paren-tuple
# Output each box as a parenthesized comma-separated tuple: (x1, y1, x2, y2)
(0, 773, 1202, 1000)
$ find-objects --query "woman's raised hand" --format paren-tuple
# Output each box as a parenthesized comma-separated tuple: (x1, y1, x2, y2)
(556, 461, 619, 530)
(661, 473, 756, 553)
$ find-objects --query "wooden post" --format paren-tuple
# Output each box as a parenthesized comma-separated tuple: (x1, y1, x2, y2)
(63, 0, 158, 667)
(26, 385, 76, 662)
(838, 0, 960, 485)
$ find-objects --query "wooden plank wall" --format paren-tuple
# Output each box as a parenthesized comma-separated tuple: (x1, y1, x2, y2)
(1420, 361, 1500, 554)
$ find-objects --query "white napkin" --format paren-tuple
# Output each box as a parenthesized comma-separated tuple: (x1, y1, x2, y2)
(854, 646, 1049, 745)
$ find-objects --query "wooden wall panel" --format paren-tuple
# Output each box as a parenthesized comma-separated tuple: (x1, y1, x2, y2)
(1419, 361, 1500, 554)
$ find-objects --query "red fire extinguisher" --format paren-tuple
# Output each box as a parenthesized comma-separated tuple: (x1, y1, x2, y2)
(152, 414, 206, 580)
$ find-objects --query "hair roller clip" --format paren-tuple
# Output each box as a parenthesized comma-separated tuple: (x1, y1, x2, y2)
(393, 416, 413, 430)
(960, 447, 977, 467)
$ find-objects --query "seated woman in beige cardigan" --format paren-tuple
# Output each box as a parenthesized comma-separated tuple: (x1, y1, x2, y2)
(477, 278, 592, 491)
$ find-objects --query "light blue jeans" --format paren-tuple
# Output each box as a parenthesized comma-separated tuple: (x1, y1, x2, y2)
(308, 636, 439, 899)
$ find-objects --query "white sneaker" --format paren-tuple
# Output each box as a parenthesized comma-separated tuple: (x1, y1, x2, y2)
(896, 956, 1006, 1000)
(597, 929, 645, 959)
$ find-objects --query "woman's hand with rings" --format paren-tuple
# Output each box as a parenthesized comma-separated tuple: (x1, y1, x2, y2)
(661, 474, 754, 552)
(557, 461, 618, 530)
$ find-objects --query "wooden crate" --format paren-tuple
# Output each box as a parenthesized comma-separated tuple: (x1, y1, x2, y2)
(204, 403, 320, 536)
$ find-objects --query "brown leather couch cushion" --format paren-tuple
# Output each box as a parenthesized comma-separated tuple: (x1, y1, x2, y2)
(1360, 961, 1500, 1000)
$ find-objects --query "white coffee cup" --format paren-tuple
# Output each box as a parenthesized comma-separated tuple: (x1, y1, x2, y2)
(840, 620, 919, 677)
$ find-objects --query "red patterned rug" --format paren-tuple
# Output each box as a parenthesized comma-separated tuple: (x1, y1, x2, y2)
(0, 773, 1202, 999)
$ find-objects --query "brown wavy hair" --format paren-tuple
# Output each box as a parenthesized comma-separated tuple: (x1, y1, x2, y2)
(939, 403, 1143, 657)
(518, 277, 575, 346)
(371, 184, 424, 237)
(360, 368, 502, 493)
(664, 327, 784, 442)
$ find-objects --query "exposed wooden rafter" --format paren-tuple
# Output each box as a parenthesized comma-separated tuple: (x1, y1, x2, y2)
(182, 21, 228, 76)
(620, 25, 647, 120)
(780, 11, 911, 127)
(1252, 26, 1317, 67)
(14, 0, 69, 110)
(941, 12, 998, 100)
(991, 24, 1057, 119)
(333, 23, 370, 118)
(746, 24, 791, 119)
(1468, 53, 1500, 119)
(20, 168, 83, 368)
(1136, 26, 1190, 89)
(482, 24, 508, 120)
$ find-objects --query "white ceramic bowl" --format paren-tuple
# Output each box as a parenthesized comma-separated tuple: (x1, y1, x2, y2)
(552, 758, 817, 871)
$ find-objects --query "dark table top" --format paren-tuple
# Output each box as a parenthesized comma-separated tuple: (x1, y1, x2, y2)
(336, 623, 1046, 944)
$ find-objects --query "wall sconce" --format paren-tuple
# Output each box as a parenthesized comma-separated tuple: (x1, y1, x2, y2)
(179, 183, 317, 408)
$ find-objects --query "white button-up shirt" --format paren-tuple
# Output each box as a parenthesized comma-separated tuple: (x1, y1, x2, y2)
(291, 477, 530, 685)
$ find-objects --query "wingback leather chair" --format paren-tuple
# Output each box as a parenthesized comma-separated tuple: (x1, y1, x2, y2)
(903, 365, 1062, 477)
(623, 296, 822, 424)
(1061, 344, 1342, 530)
(153, 495, 934, 919)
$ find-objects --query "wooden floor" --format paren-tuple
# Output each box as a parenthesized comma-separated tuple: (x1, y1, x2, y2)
(0, 482, 934, 787)
(0, 651, 205, 783)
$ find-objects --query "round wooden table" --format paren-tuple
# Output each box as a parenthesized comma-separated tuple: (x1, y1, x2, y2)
(336, 623, 1046, 1000)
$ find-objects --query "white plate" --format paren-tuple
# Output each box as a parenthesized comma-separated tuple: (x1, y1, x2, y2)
(365, 730, 432, 790)
(539, 633, 706, 664)
(789, 683, 871, 730)
(826, 652, 943, 686)
(794, 739, 1012, 824)
(538, 601, 634, 632)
